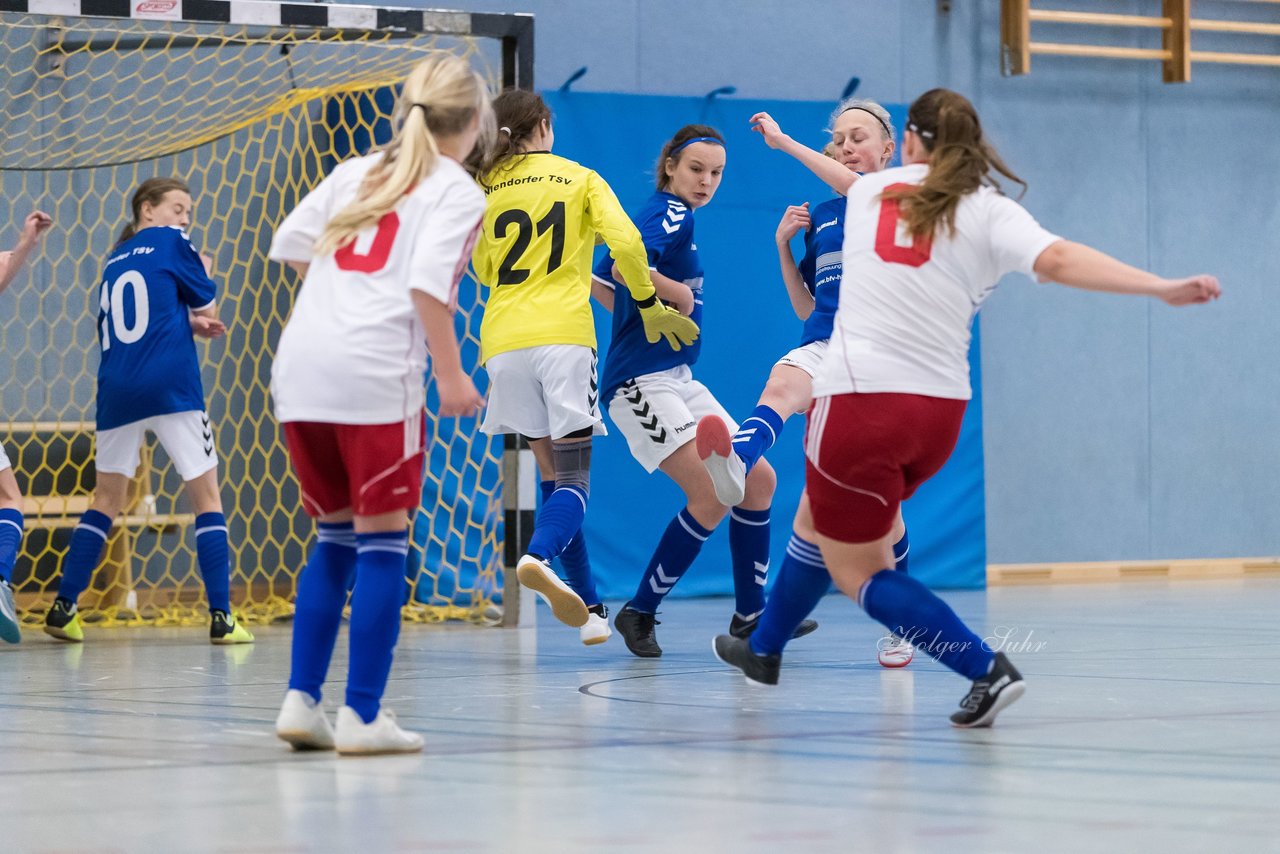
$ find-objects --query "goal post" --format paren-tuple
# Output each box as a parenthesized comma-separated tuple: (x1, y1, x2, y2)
(0, 0, 534, 628)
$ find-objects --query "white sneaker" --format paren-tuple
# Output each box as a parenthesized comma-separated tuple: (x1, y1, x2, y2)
(696, 415, 747, 507)
(275, 689, 335, 751)
(516, 554, 588, 628)
(580, 605, 612, 646)
(878, 634, 915, 668)
(334, 706, 424, 756)
(1, 580, 21, 644)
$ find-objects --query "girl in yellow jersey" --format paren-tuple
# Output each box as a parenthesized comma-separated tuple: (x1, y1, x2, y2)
(470, 90, 698, 636)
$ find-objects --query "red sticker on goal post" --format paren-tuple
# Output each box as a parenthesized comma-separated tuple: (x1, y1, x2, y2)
(134, 0, 181, 20)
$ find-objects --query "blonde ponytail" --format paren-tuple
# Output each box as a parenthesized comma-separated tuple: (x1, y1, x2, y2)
(884, 88, 1025, 240)
(316, 54, 493, 255)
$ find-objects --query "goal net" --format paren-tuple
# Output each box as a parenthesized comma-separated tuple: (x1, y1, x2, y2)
(0, 0, 531, 627)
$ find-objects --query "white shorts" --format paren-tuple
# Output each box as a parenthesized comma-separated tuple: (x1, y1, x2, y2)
(608, 365, 737, 473)
(774, 339, 829, 378)
(481, 344, 607, 440)
(96, 410, 218, 482)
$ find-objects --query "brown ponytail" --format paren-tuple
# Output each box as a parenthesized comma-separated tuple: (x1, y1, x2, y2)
(655, 124, 724, 191)
(469, 89, 551, 187)
(883, 88, 1026, 239)
(117, 177, 190, 246)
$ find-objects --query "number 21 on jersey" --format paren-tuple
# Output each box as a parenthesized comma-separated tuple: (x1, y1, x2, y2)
(99, 270, 150, 350)
(495, 200, 566, 285)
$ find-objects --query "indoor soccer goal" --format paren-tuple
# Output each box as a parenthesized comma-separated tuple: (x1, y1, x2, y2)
(0, 0, 533, 628)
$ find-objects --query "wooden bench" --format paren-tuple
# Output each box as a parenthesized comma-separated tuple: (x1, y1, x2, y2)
(11, 421, 194, 612)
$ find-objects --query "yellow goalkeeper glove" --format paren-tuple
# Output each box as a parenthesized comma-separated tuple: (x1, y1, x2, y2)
(636, 295, 700, 351)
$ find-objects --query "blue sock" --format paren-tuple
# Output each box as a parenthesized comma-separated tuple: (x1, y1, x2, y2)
(346, 530, 409, 724)
(194, 512, 231, 614)
(732, 405, 785, 474)
(0, 508, 24, 584)
(288, 522, 357, 703)
(629, 508, 712, 614)
(894, 530, 910, 573)
(729, 507, 770, 619)
(56, 509, 112, 603)
(540, 481, 599, 606)
(527, 484, 587, 563)
(750, 534, 831, 656)
(859, 569, 993, 680)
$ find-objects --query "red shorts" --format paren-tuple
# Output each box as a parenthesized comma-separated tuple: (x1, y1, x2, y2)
(282, 413, 426, 518)
(804, 393, 967, 543)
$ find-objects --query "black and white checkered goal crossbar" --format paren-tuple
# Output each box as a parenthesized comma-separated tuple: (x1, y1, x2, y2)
(1, 0, 533, 85)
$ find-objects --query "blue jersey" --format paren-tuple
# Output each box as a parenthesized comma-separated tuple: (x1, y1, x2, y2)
(797, 197, 845, 346)
(596, 191, 703, 401)
(95, 226, 216, 430)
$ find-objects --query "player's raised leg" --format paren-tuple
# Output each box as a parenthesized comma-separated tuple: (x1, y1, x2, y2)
(537, 477, 610, 645)
(697, 363, 808, 508)
(518, 431, 592, 629)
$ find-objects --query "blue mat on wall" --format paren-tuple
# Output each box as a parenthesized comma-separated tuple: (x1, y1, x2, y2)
(545, 91, 986, 593)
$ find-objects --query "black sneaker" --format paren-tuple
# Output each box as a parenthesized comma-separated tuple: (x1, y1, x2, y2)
(950, 652, 1025, 728)
(728, 613, 819, 641)
(210, 610, 255, 645)
(614, 605, 662, 658)
(712, 634, 780, 686)
(43, 597, 84, 643)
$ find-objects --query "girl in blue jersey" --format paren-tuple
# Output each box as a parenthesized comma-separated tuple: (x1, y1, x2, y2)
(697, 100, 916, 668)
(43, 178, 252, 645)
(0, 210, 53, 644)
(594, 125, 810, 657)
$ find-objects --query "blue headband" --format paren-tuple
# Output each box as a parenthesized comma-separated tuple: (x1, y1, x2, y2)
(669, 136, 724, 157)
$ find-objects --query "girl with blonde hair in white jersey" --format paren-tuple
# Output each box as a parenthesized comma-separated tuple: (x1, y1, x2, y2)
(715, 88, 1220, 728)
(268, 54, 491, 755)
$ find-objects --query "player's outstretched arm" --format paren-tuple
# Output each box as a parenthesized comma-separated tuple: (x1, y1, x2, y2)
(776, 203, 815, 321)
(0, 211, 53, 295)
(413, 290, 484, 418)
(1033, 240, 1221, 306)
(611, 261, 695, 317)
(585, 172, 659, 303)
(750, 113, 858, 196)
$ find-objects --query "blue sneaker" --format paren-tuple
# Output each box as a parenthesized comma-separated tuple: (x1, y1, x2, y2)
(1, 580, 21, 644)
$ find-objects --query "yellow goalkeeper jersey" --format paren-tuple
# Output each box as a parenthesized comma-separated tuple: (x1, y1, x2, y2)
(474, 152, 654, 363)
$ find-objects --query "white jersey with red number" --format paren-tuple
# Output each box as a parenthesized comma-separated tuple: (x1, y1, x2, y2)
(269, 154, 485, 424)
(813, 163, 1060, 401)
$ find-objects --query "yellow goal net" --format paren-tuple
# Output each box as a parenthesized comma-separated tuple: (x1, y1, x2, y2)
(0, 1, 531, 628)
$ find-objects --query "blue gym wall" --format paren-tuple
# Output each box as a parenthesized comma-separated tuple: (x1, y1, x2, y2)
(539, 91, 986, 595)
(405, 0, 1280, 568)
